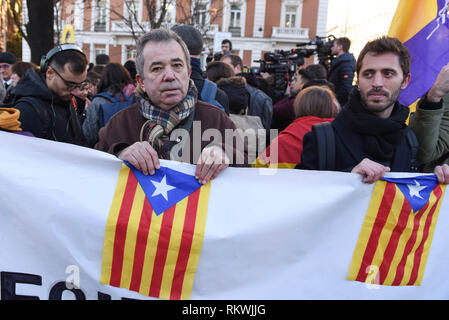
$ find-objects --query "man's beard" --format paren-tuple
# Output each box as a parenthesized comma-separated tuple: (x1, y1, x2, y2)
(361, 86, 402, 114)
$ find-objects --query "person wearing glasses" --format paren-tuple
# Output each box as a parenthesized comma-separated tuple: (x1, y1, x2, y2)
(13, 45, 88, 146)
(0, 52, 17, 90)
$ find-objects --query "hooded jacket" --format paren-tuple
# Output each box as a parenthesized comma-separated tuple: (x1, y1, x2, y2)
(328, 52, 356, 106)
(216, 76, 249, 115)
(13, 68, 86, 146)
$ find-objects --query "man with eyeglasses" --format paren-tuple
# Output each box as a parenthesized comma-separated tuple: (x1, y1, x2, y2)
(0, 52, 17, 90)
(13, 45, 88, 146)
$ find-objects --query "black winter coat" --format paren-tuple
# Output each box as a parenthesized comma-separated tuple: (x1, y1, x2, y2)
(13, 68, 86, 146)
(328, 52, 356, 106)
(297, 92, 416, 173)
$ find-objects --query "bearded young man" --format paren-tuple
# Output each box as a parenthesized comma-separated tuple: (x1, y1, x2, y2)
(95, 29, 247, 185)
(297, 36, 449, 184)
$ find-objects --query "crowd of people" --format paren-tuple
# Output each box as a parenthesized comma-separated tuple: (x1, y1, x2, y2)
(1, 25, 449, 185)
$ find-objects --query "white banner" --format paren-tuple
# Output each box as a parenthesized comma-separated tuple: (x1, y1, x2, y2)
(1, 131, 449, 300)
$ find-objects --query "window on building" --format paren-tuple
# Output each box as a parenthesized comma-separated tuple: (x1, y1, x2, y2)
(95, 0, 107, 32)
(284, 5, 297, 28)
(194, 4, 207, 26)
(164, 3, 175, 24)
(230, 5, 241, 28)
(124, 0, 139, 21)
(126, 45, 137, 60)
(95, 46, 106, 58)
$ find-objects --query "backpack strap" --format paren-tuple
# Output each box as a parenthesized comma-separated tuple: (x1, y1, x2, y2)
(312, 122, 335, 171)
(93, 92, 115, 102)
(405, 127, 419, 172)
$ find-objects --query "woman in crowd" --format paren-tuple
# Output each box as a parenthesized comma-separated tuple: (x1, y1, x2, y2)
(3, 61, 37, 104)
(82, 63, 133, 147)
(255, 86, 339, 168)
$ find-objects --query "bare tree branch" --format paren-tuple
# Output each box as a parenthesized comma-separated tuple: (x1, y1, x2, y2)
(9, 0, 29, 44)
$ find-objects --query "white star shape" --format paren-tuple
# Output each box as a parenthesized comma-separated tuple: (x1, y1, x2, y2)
(151, 175, 176, 201)
(407, 180, 426, 199)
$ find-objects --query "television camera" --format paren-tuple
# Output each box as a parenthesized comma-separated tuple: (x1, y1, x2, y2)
(248, 35, 336, 99)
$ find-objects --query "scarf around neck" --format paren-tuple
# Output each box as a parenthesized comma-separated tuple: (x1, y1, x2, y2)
(136, 79, 198, 159)
(343, 89, 410, 163)
(0, 108, 22, 131)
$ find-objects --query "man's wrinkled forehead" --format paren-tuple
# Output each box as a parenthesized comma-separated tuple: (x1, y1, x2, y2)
(143, 40, 188, 66)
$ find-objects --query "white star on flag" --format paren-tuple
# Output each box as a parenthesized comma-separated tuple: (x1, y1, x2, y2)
(407, 180, 427, 199)
(151, 175, 176, 201)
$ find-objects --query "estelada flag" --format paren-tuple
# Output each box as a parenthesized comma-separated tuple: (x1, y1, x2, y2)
(100, 162, 210, 299)
(348, 175, 446, 286)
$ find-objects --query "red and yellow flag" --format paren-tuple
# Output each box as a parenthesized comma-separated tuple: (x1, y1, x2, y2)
(348, 177, 446, 286)
(100, 164, 211, 299)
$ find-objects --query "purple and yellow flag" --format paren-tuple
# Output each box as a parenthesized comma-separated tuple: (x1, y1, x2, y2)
(348, 175, 446, 286)
(388, 0, 449, 107)
(100, 162, 211, 300)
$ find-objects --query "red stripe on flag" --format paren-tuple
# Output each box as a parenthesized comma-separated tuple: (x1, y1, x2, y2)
(356, 182, 396, 282)
(391, 202, 430, 286)
(407, 185, 443, 285)
(148, 205, 176, 298)
(129, 198, 153, 292)
(109, 170, 139, 287)
(169, 188, 201, 300)
(377, 198, 412, 284)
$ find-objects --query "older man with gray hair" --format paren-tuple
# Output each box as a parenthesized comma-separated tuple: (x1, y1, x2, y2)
(95, 29, 247, 184)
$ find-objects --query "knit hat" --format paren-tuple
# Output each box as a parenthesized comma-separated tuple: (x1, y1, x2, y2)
(0, 52, 17, 65)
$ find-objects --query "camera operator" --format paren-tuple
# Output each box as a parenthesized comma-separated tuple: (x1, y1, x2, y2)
(328, 37, 356, 106)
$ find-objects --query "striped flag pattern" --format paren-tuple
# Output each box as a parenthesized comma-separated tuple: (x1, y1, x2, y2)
(388, 0, 449, 107)
(100, 164, 211, 299)
(348, 178, 446, 286)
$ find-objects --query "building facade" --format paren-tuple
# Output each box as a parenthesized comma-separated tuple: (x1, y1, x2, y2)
(22, 0, 328, 68)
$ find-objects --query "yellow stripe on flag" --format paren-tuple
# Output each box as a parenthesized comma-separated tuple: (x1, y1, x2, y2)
(368, 186, 406, 281)
(388, 0, 438, 43)
(138, 209, 164, 296)
(159, 197, 189, 300)
(100, 164, 130, 285)
(119, 184, 146, 289)
(415, 185, 446, 285)
(382, 195, 417, 285)
(347, 181, 387, 280)
(180, 182, 211, 300)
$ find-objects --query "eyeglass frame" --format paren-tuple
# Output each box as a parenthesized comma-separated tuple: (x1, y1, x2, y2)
(49, 65, 85, 91)
(0, 63, 11, 69)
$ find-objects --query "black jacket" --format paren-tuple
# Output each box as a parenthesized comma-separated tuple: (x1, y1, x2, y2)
(13, 68, 86, 146)
(216, 76, 249, 115)
(328, 52, 356, 106)
(297, 92, 416, 173)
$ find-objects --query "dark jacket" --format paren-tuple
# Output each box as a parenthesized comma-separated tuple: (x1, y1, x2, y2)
(271, 93, 296, 131)
(13, 68, 86, 146)
(328, 52, 356, 106)
(216, 76, 249, 115)
(297, 91, 416, 173)
(190, 59, 230, 115)
(246, 84, 273, 129)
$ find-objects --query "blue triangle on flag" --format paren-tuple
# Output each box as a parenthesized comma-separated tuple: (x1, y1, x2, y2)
(124, 162, 202, 216)
(382, 175, 438, 213)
